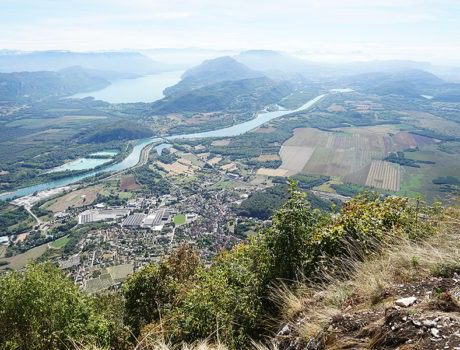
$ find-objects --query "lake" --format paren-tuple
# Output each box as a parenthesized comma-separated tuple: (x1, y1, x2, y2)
(70, 70, 185, 103)
(47, 158, 112, 173)
(0, 94, 326, 201)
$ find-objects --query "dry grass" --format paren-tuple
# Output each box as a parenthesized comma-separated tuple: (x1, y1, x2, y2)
(78, 341, 229, 350)
(270, 209, 460, 343)
(138, 341, 229, 350)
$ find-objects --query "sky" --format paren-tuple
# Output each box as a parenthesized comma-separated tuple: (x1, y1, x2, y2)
(1, 0, 460, 65)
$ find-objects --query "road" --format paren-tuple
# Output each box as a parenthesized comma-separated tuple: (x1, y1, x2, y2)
(24, 205, 41, 225)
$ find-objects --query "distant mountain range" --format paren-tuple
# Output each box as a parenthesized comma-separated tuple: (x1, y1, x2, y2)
(234, 50, 435, 77)
(341, 69, 460, 100)
(2, 49, 459, 104)
(0, 50, 173, 75)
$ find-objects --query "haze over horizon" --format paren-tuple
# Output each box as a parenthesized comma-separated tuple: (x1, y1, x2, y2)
(1, 0, 459, 66)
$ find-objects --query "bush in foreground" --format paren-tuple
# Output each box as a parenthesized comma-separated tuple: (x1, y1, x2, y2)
(0, 263, 111, 350)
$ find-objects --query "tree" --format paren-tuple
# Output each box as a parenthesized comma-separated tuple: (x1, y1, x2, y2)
(263, 180, 323, 281)
(0, 263, 110, 350)
(164, 243, 268, 349)
(123, 245, 201, 335)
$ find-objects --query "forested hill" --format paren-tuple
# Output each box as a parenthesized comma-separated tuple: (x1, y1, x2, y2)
(0, 66, 110, 101)
(163, 56, 263, 96)
(152, 76, 292, 114)
(0, 183, 455, 350)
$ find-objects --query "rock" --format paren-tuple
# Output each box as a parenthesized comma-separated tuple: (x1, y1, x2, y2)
(412, 320, 422, 327)
(422, 320, 437, 328)
(451, 287, 460, 307)
(279, 324, 290, 336)
(431, 328, 440, 337)
(395, 296, 417, 307)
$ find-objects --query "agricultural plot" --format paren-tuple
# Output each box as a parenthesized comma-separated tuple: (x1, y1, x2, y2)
(119, 175, 140, 191)
(179, 154, 205, 167)
(279, 146, 315, 175)
(208, 156, 222, 165)
(0, 243, 48, 270)
(399, 143, 460, 201)
(85, 264, 134, 293)
(221, 162, 238, 172)
(365, 160, 401, 191)
(49, 235, 70, 249)
(43, 185, 103, 213)
(403, 111, 460, 138)
(256, 154, 280, 162)
(257, 168, 289, 177)
(107, 264, 134, 283)
(268, 126, 435, 192)
(211, 139, 231, 146)
(156, 159, 199, 176)
(252, 126, 276, 133)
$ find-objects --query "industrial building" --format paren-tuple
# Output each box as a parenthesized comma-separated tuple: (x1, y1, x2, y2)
(78, 208, 131, 225)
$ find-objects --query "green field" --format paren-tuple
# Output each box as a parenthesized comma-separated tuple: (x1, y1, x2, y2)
(118, 191, 133, 199)
(49, 236, 70, 249)
(173, 214, 186, 225)
(399, 143, 460, 201)
(209, 179, 242, 190)
(0, 243, 48, 270)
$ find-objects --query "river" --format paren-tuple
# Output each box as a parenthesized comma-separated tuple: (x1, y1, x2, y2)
(0, 94, 326, 201)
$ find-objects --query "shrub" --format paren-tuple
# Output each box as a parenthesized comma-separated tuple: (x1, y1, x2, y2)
(263, 180, 327, 281)
(0, 263, 111, 350)
(123, 245, 201, 335)
(163, 243, 269, 349)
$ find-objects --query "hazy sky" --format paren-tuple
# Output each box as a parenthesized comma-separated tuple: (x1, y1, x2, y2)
(1, 0, 460, 64)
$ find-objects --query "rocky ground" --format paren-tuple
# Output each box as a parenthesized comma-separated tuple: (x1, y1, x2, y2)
(275, 276, 460, 350)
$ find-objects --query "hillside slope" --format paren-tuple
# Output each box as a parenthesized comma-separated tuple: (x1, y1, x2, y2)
(0, 66, 110, 100)
(1, 184, 454, 350)
(271, 212, 460, 350)
(153, 76, 292, 114)
(163, 56, 263, 96)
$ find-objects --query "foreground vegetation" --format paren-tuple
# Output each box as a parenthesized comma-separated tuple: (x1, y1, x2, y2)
(0, 182, 446, 349)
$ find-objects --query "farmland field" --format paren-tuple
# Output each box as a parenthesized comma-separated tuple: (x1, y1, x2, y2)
(156, 160, 196, 175)
(279, 146, 315, 174)
(0, 246, 6, 258)
(49, 235, 70, 249)
(256, 154, 280, 161)
(257, 168, 289, 177)
(402, 111, 460, 137)
(119, 175, 140, 191)
(265, 126, 441, 192)
(211, 139, 230, 146)
(400, 143, 460, 201)
(42, 184, 104, 212)
(0, 243, 48, 270)
(365, 160, 401, 191)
